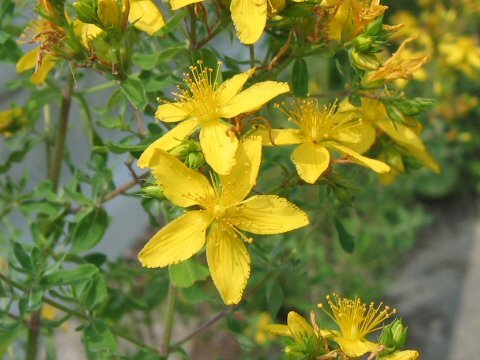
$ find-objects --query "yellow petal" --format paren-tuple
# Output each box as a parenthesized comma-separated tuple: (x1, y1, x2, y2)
(206, 222, 251, 305)
(170, 0, 203, 10)
(220, 81, 290, 119)
(230, 195, 309, 234)
(340, 123, 376, 155)
(291, 142, 330, 184)
(377, 118, 426, 151)
(287, 311, 315, 344)
(16, 48, 39, 72)
(129, 0, 165, 35)
(253, 128, 305, 146)
(331, 143, 390, 173)
(31, 55, 56, 85)
(138, 210, 212, 268)
(218, 68, 255, 104)
(137, 118, 199, 168)
(155, 103, 191, 123)
(265, 324, 291, 337)
(219, 136, 262, 205)
(335, 338, 379, 357)
(381, 350, 420, 360)
(230, 0, 267, 44)
(74, 21, 103, 47)
(148, 149, 214, 208)
(408, 146, 441, 173)
(199, 121, 239, 175)
(0, 108, 23, 130)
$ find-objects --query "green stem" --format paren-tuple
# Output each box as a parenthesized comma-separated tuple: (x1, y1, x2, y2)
(188, 6, 197, 49)
(43, 104, 52, 177)
(0, 273, 159, 353)
(25, 312, 41, 360)
(161, 283, 177, 357)
(249, 45, 255, 68)
(50, 73, 75, 192)
(83, 80, 117, 94)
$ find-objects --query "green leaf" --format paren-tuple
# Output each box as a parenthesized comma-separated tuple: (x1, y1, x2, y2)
(0, 138, 41, 174)
(156, 11, 187, 37)
(169, 259, 210, 288)
(133, 46, 186, 70)
(266, 278, 283, 317)
(42, 264, 99, 287)
(0, 324, 22, 356)
(291, 58, 309, 97)
(334, 219, 355, 253)
(81, 273, 108, 310)
(27, 287, 44, 312)
(84, 321, 118, 355)
(280, 2, 317, 17)
(13, 242, 32, 271)
(104, 139, 147, 154)
(121, 77, 148, 110)
(181, 285, 214, 304)
(71, 208, 110, 253)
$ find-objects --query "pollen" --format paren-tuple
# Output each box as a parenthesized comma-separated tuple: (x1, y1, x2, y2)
(278, 99, 361, 143)
(318, 293, 396, 341)
(172, 60, 223, 123)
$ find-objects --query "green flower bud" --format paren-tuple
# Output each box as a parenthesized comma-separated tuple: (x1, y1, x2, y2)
(349, 49, 380, 71)
(379, 319, 408, 351)
(72, 0, 99, 24)
(384, 103, 407, 125)
(365, 16, 384, 37)
(140, 186, 165, 200)
(169, 140, 204, 169)
(353, 35, 374, 52)
(184, 151, 205, 169)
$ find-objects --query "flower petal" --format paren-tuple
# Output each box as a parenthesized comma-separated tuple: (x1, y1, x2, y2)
(338, 123, 376, 155)
(129, 0, 165, 35)
(199, 121, 239, 175)
(287, 312, 315, 344)
(381, 350, 419, 360)
(331, 143, 390, 173)
(265, 324, 291, 337)
(206, 222, 251, 305)
(377, 118, 425, 151)
(219, 136, 262, 205)
(138, 210, 212, 268)
(335, 338, 379, 358)
(230, 195, 309, 234)
(220, 81, 290, 119)
(155, 102, 191, 123)
(218, 68, 255, 104)
(31, 55, 56, 85)
(16, 48, 39, 72)
(170, 0, 203, 10)
(291, 142, 330, 184)
(147, 149, 214, 208)
(137, 118, 199, 168)
(253, 128, 305, 146)
(230, 0, 267, 44)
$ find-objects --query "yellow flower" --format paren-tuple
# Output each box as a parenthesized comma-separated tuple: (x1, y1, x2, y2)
(365, 36, 431, 84)
(267, 311, 316, 343)
(16, 17, 64, 84)
(361, 98, 440, 174)
(254, 99, 389, 184)
(318, 294, 396, 357)
(138, 137, 309, 305)
(438, 35, 480, 78)
(0, 108, 26, 136)
(138, 63, 289, 175)
(170, 0, 267, 44)
(382, 350, 420, 360)
(323, 0, 387, 43)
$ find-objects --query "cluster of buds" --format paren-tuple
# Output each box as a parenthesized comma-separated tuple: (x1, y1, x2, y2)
(73, 0, 129, 33)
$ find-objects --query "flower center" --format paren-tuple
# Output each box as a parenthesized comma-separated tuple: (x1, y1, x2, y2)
(278, 100, 360, 144)
(173, 61, 223, 123)
(318, 293, 396, 341)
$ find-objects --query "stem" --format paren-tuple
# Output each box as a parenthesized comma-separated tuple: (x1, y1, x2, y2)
(83, 80, 117, 94)
(170, 308, 230, 350)
(43, 104, 52, 177)
(25, 312, 41, 360)
(101, 171, 150, 203)
(0, 273, 159, 353)
(188, 6, 197, 49)
(50, 73, 75, 192)
(161, 283, 177, 356)
(135, 110, 146, 137)
(249, 45, 255, 68)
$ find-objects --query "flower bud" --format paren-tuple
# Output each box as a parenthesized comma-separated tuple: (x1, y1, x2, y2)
(169, 140, 204, 169)
(365, 16, 384, 37)
(140, 186, 165, 200)
(268, 0, 286, 14)
(379, 319, 408, 350)
(349, 49, 380, 71)
(72, 0, 99, 24)
(384, 103, 407, 125)
(353, 35, 374, 52)
(97, 0, 122, 29)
